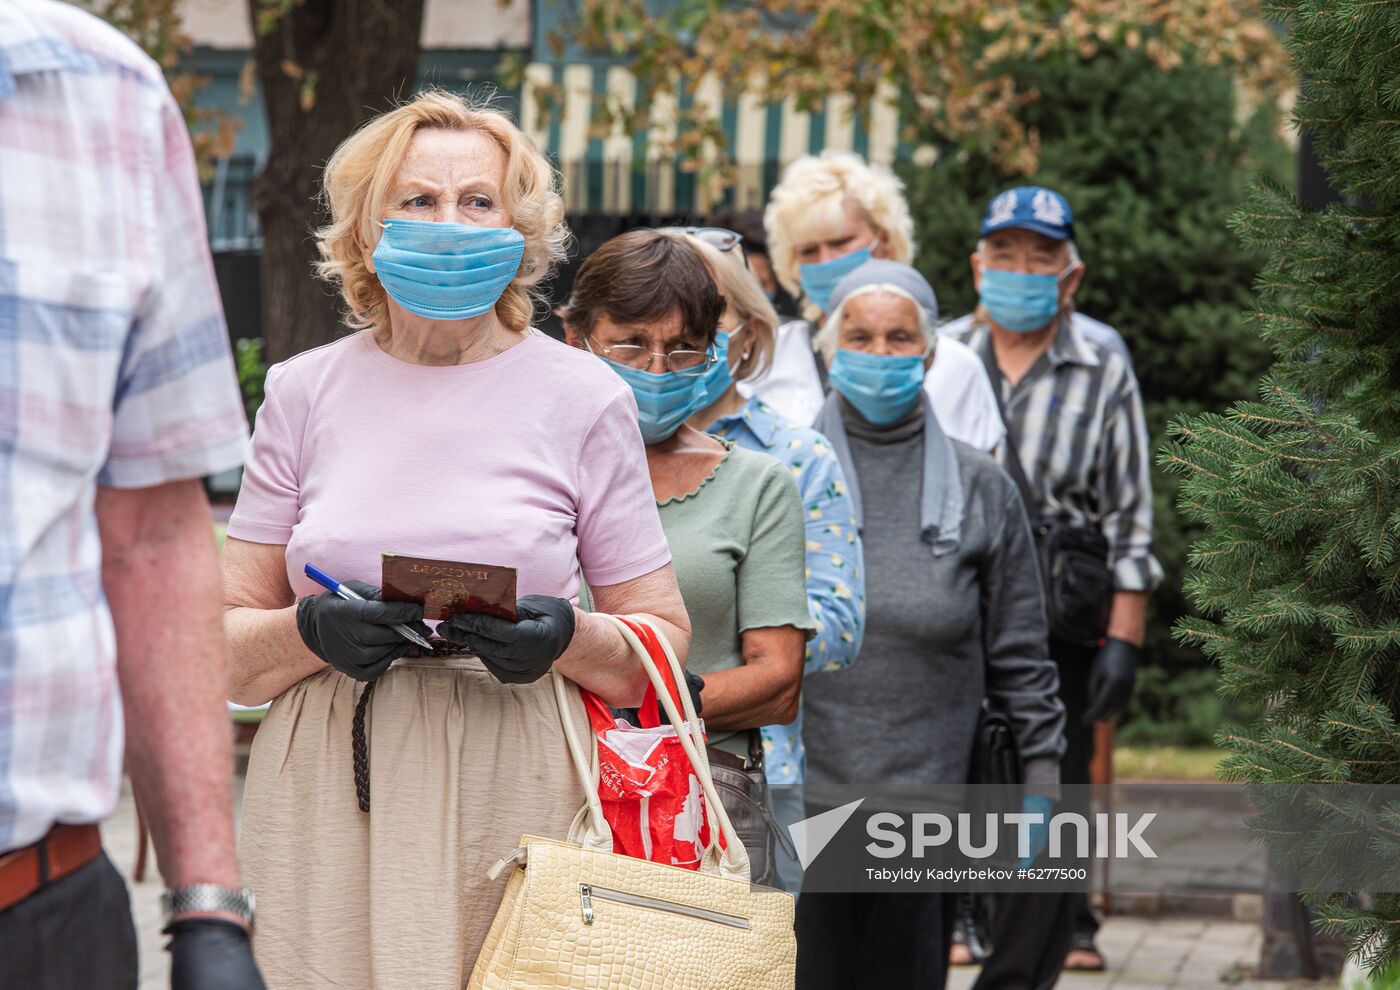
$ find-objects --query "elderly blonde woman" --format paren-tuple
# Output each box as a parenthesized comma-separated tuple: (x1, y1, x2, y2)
(221, 92, 690, 988)
(748, 151, 1004, 451)
(795, 258, 1065, 990)
(673, 227, 864, 895)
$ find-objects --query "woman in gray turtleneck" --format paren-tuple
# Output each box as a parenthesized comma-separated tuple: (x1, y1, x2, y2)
(795, 260, 1066, 990)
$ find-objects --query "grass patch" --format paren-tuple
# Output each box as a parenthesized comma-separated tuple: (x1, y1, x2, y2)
(214, 522, 227, 551)
(1114, 746, 1225, 781)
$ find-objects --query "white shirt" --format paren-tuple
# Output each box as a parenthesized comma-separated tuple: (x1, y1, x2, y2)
(740, 320, 1007, 451)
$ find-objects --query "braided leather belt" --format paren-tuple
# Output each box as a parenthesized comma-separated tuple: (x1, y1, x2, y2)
(352, 639, 476, 811)
(402, 639, 477, 658)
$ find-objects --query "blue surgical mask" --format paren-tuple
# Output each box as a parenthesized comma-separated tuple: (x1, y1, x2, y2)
(978, 264, 1072, 333)
(697, 325, 745, 408)
(800, 246, 874, 313)
(372, 218, 525, 321)
(595, 352, 714, 446)
(828, 348, 927, 425)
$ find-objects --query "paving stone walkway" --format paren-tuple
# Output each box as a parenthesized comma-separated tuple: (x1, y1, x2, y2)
(948, 917, 1327, 989)
(106, 777, 1328, 990)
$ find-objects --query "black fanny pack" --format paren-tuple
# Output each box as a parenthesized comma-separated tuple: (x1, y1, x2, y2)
(980, 337, 1113, 648)
(1033, 521, 1113, 647)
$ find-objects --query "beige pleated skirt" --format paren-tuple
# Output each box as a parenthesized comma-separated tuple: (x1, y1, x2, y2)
(240, 655, 591, 990)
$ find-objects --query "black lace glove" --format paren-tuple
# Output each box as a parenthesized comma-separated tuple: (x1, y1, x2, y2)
(165, 918, 266, 990)
(1082, 637, 1141, 724)
(435, 595, 576, 684)
(295, 580, 429, 682)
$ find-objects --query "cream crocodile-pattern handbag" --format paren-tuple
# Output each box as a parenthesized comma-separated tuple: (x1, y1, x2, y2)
(467, 614, 797, 990)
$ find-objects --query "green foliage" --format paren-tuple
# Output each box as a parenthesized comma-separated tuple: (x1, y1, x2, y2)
(1161, 0, 1400, 969)
(235, 338, 267, 423)
(1117, 668, 1223, 748)
(900, 46, 1287, 736)
(1349, 958, 1400, 989)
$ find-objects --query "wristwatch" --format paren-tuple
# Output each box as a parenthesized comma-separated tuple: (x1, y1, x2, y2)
(161, 884, 256, 927)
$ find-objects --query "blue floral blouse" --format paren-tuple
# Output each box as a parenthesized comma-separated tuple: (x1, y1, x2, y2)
(711, 398, 866, 786)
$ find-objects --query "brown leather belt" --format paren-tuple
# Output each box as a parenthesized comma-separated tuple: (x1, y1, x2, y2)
(0, 823, 103, 914)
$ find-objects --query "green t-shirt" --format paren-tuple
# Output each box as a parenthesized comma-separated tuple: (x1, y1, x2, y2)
(658, 443, 815, 756)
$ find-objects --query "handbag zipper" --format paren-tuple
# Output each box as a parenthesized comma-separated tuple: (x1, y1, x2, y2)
(579, 883, 751, 929)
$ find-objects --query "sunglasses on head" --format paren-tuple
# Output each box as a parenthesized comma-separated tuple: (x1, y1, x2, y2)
(662, 226, 750, 269)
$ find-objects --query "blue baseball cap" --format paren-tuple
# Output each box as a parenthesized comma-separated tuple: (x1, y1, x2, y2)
(979, 186, 1075, 241)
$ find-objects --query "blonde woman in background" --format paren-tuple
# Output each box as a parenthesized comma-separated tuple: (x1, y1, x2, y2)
(675, 227, 865, 894)
(221, 92, 690, 988)
(747, 151, 1005, 452)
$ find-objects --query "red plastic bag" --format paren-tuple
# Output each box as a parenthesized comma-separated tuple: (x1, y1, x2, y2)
(581, 618, 719, 870)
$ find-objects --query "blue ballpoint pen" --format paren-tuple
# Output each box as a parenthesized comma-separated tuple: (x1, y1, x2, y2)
(304, 563, 434, 651)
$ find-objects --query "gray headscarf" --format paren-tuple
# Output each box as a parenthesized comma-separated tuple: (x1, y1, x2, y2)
(811, 260, 964, 557)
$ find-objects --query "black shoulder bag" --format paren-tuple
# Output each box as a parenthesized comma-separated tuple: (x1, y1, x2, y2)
(959, 700, 1022, 958)
(979, 335, 1114, 647)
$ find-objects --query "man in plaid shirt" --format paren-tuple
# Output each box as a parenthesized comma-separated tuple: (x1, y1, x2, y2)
(0, 2, 264, 986)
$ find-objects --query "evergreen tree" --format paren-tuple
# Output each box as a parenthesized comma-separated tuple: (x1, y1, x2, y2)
(1162, 0, 1400, 969)
(901, 46, 1286, 742)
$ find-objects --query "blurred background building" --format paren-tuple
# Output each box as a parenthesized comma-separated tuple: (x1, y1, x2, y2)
(180, 0, 903, 341)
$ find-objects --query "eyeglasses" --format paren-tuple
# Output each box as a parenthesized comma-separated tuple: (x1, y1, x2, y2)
(584, 336, 717, 376)
(661, 226, 750, 269)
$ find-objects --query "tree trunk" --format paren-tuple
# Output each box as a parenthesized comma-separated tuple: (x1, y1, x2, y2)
(250, 0, 425, 363)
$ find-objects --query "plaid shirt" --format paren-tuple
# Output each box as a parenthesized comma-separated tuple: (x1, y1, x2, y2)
(949, 316, 1163, 593)
(0, 0, 248, 852)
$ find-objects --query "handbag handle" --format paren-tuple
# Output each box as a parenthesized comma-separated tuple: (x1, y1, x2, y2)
(608, 615, 751, 882)
(618, 617, 728, 874)
(552, 614, 751, 882)
(552, 671, 614, 854)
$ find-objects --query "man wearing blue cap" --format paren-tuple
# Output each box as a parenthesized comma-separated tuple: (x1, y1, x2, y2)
(949, 187, 1162, 988)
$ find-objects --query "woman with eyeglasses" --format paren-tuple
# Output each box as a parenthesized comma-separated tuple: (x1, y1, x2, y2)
(671, 226, 865, 897)
(562, 230, 814, 884)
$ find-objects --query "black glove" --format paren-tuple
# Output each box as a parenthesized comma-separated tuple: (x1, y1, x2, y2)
(295, 580, 429, 682)
(657, 672, 705, 725)
(165, 918, 266, 990)
(1082, 637, 1141, 725)
(435, 595, 576, 684)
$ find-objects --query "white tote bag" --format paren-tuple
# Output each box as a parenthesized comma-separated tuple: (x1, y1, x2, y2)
(467, 614, 796, 990)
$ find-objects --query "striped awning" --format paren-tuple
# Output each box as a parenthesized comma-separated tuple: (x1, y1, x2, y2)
(519, 62, 903, 216)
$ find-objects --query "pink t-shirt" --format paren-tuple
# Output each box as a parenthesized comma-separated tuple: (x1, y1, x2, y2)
(227, 329, 671, 601)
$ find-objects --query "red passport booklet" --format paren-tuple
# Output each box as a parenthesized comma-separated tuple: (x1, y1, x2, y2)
(380, 554, 517, 622)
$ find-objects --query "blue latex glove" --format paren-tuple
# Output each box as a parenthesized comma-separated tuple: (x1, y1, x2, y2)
(1019, 794, 1055, 870)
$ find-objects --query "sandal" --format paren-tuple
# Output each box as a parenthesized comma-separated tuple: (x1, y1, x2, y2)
(1063, 934, 1106, 971)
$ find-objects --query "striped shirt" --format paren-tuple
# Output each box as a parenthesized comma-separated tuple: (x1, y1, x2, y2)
(0, 0, 249, 852)
(949, 316, 1162, 593)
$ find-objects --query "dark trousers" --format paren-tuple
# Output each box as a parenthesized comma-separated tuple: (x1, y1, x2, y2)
(0, 851, 139, 990)
(797, 891, 953, 990)
(974, 638, 1096, 990)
